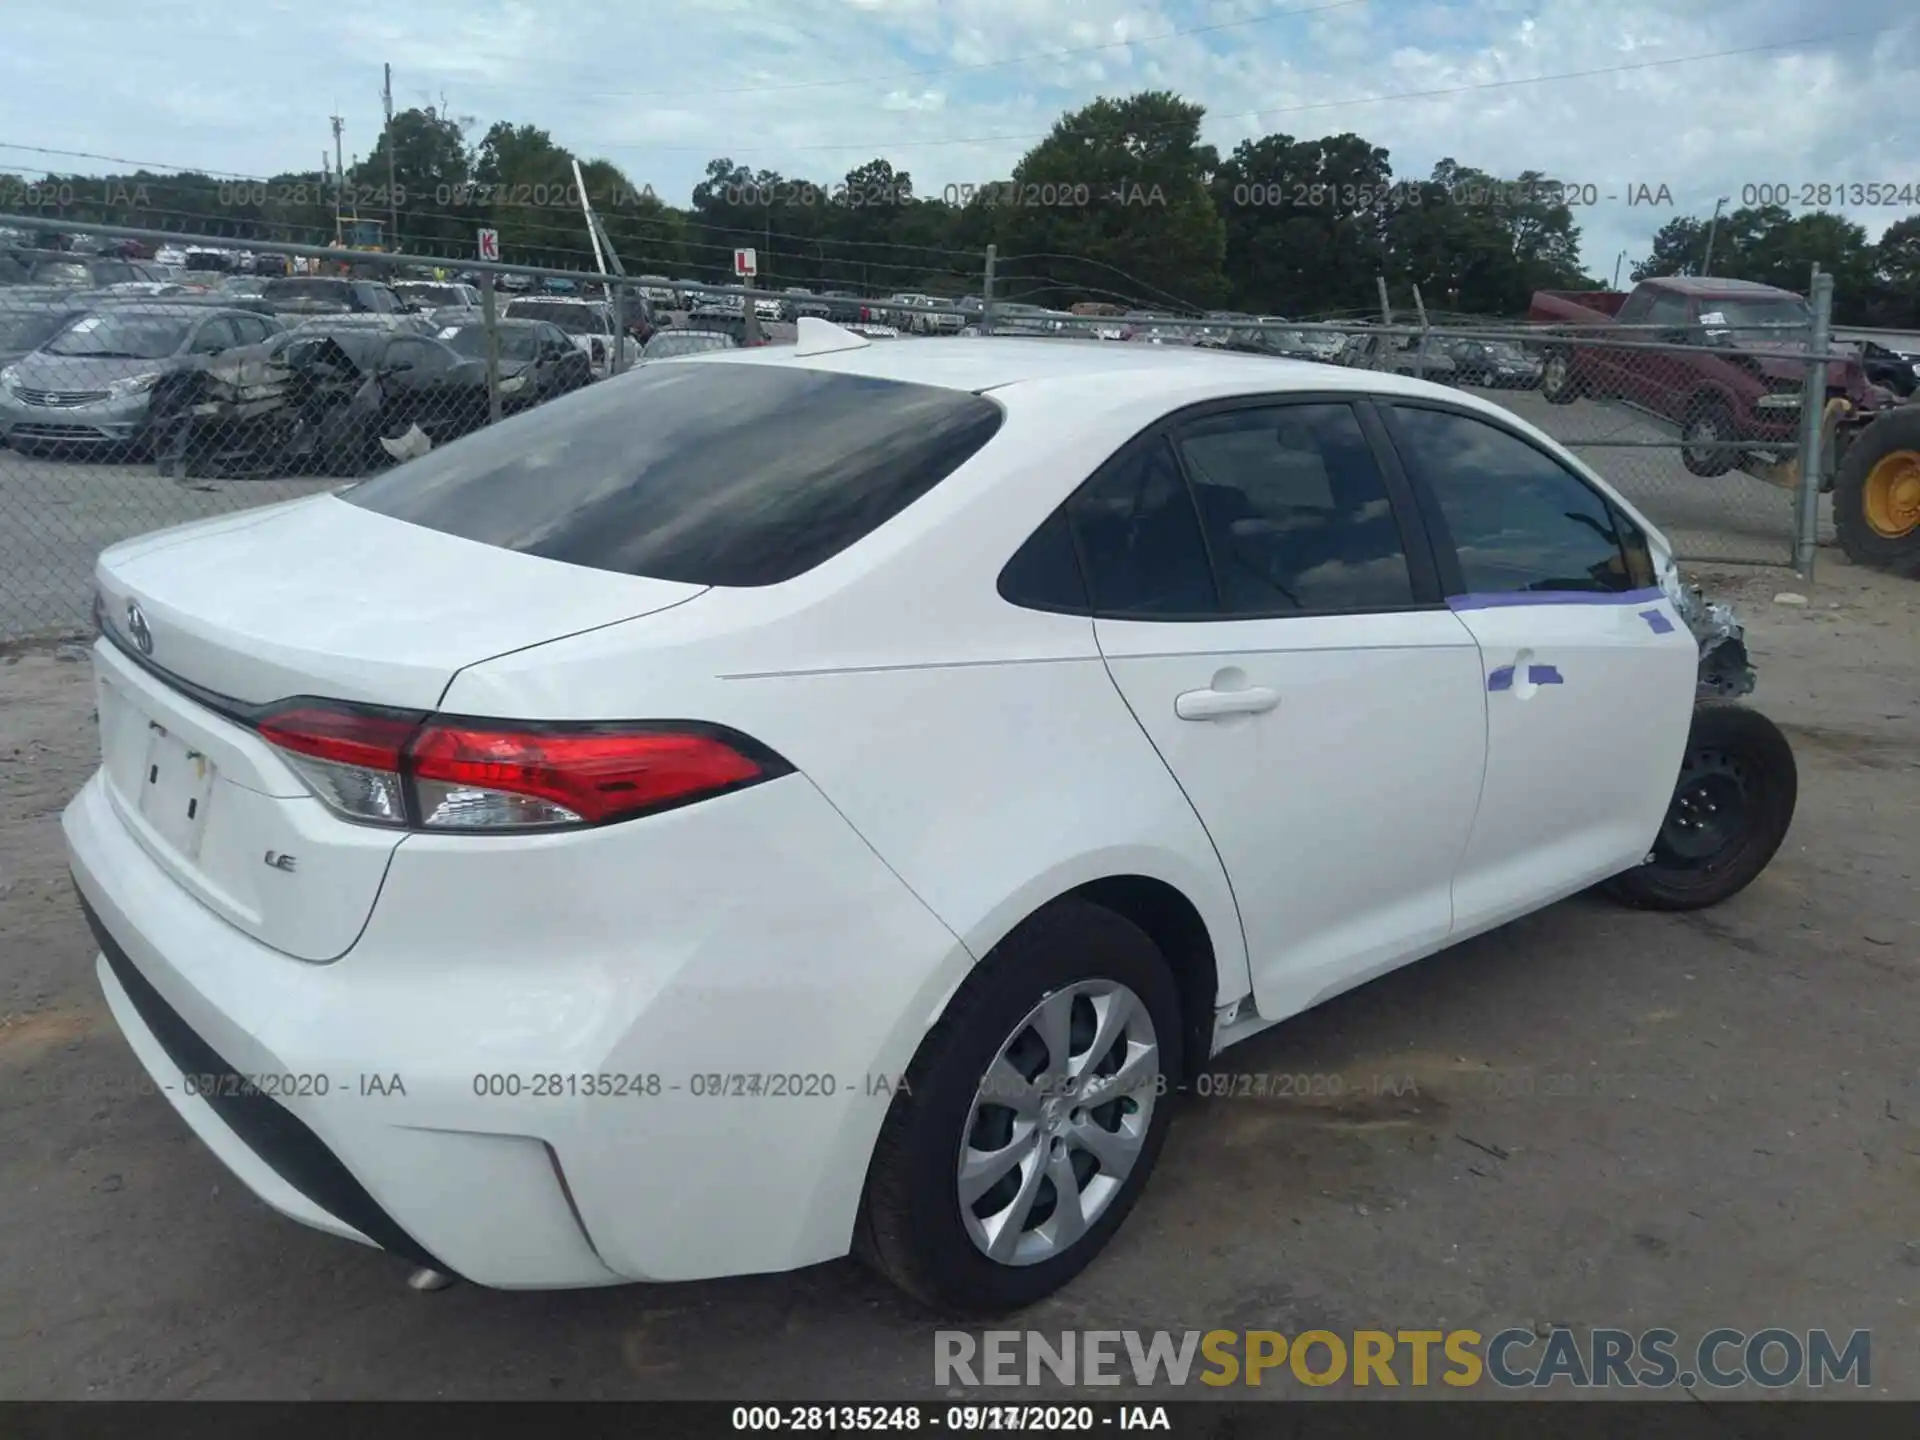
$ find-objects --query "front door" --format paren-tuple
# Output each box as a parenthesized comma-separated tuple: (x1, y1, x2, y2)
(1378, 401, 1700, 936)
(1072, 400, 1490, 1021)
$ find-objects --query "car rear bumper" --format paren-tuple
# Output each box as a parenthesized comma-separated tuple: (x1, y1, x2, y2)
(63, 761, 974, 1288)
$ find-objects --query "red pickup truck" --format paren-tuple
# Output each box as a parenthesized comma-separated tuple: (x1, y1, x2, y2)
(1526, 276, 1889, 478)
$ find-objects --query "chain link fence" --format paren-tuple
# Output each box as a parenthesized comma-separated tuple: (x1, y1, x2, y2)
(0, 218, 815, 640)
(982, 290, 1852, 576)
(0, 216, 1858, 641)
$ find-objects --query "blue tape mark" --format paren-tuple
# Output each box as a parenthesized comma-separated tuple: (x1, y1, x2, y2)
(1449, 587, 1665, 612)
(1487, 665, 1515, 692)
(1528, 664, 1564, 685)
(1640, 608, 1676, 634)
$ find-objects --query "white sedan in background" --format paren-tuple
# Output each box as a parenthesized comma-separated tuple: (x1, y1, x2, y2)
(66, 319, 1795, 1313)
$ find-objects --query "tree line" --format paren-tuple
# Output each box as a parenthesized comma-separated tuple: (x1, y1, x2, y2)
(3, 90, 1916, 326)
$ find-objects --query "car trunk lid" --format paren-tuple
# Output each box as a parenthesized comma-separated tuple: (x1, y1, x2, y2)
(90, 494, 706, 960)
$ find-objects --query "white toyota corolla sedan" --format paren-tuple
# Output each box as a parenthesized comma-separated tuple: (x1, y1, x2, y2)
(64, 318, 1796, 1313)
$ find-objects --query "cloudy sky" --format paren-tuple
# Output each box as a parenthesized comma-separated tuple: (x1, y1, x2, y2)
(1, 0, 1915, 289)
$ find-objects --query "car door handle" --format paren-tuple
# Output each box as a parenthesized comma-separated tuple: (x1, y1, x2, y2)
(1175, 686, 1280, 721)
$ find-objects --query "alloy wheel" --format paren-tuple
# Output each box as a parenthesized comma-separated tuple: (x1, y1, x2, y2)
(957, 980, 1161, 1267)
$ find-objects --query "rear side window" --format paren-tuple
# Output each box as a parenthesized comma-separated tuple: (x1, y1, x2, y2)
(1173, 403, 1414, 614)
(1387, 405, 1635, 594)
(344, 365, 1004, 586)
(997, 510, 1086, 612)
(1064, 436, 1216, 617)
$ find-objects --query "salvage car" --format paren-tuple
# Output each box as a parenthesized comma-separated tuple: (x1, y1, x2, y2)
(1847, 336, 1920, 400)
(1528, 276, 1888, 479)
(65, 321, 1796, 1314)
(503, 295, 645, 377)
(1338, 330, 1458, 382)
(260, 276, 406, 318)
(13, 251, 167, 289)
(0, 303, 281, 455)
(641, 329, 738, 360)
(394, 281, 482, 314)
(438, 318, 594, 405)
(153, 324, 494, 478)
(1442, 337, 1543, 389)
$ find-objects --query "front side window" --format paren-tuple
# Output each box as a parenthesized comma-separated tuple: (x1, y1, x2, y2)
(1173, 403, 1414, 614)
(1386, 405, 1635, 595)
(189, 317, 239, 353)
(382, 337, 452, 373)
(1645, 291, 1692, 329)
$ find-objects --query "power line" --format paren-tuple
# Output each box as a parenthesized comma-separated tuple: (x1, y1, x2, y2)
(431, 0, 1368, 101)
(997, 251, 1207, 314)
(0, 141, 268, 180)
(0, 145, 989, 262)
(12, 192, 984, 280)
(596, 24, 1901, 153)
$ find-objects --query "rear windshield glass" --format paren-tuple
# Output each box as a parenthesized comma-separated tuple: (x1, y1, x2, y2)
(344, 363, 1004, 586)
(261, 278, 353, 308)
(399, 284, 469, 307)
(644, 331, 733, 358)
(505, 300, 603, 333)
(443, 324, 539, 361)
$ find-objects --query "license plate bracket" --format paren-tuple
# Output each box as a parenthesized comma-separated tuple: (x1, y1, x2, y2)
(138, 721, 217, 859)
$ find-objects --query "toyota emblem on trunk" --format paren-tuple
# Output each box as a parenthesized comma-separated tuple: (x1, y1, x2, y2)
(126, 601, 153, 655)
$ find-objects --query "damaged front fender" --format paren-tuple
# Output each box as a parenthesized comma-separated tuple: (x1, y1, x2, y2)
(1671, 583, 1755, 699)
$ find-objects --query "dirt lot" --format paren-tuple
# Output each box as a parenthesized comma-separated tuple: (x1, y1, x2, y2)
(1, 555, 1916, 1400)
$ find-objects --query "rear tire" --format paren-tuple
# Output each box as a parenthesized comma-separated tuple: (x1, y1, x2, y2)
(1832, 407, 1920, 577)
(1541, 348, 1581, 404)
(858, 898, 1183, 1315)
(1605, 701, 1797, 912)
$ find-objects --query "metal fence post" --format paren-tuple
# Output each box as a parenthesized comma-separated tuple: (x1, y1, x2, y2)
(1793, 266, 1834, 579)
(481, 272, 502, 425)
(1411, 283, 1430, 381)
(610, 282, 628, 376)
(982, 244, 996, 335)
(1376, 276, 1393, 328)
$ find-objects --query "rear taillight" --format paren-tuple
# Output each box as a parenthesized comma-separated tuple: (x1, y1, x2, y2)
(254, 700, 786, 832)
(257, 703, 420, 827)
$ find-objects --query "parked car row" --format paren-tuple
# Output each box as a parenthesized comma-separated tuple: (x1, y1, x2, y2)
(0, 277, 715, 469)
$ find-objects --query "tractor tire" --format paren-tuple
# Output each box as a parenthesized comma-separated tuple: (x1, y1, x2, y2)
(1832, 405, 1920, 577)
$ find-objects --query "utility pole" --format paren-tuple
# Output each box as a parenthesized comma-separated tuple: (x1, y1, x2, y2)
(1701, 195, 1730, 277)
(982, 243, 996, 334)
(330, 114, 346, 247)
(383, 65, 399, 254)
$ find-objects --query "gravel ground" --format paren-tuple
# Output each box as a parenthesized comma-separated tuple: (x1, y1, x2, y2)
(1, 552, 1915, 1401)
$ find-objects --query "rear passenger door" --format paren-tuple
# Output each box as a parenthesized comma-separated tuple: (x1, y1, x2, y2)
(1080, 399, 1491, 1022)
(1378, 402, 1698, 936)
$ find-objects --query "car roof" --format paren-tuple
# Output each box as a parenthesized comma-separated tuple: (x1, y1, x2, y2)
(1642, 276, 1797, 296)
(71, 302, 244, 318)
(697, 330, 1516, 405)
